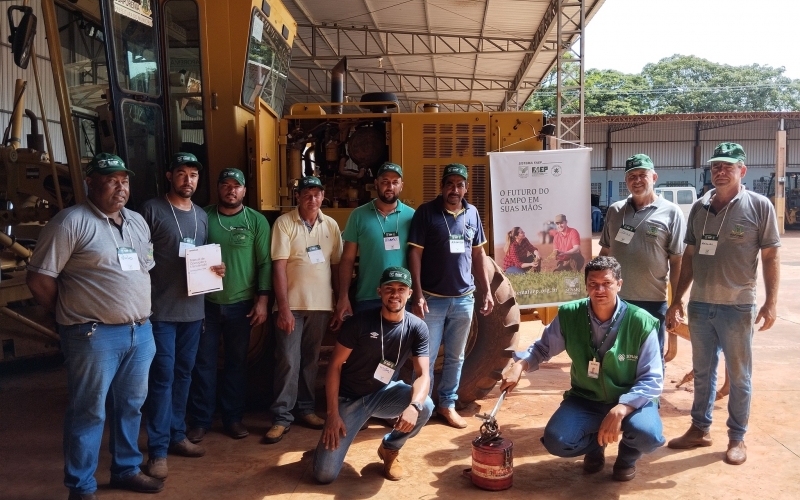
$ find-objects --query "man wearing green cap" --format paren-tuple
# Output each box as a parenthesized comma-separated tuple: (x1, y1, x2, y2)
(333, 162, 415, 328)
(408, 163, 494, 428)
(139, 153, 225, 479)
(314, 266, 433, 483)
(667, 142, 780, 466)
(266, 176, 343, 443)
(187, 167, 272, 442)
(27, 153, 164, 496)
(600, 153, 686, 353)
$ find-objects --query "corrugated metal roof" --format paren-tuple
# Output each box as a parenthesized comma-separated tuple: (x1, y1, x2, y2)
(284, 0, 606, 112)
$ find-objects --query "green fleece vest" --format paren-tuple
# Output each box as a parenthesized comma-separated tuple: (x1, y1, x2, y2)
(558, 298, 658, 404)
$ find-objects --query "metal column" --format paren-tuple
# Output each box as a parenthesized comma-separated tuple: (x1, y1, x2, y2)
(555, 0, 585, 147)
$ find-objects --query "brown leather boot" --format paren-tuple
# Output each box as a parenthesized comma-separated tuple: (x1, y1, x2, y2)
(377, 443, 404, 480)
(667, 424, 712, 449)
(725, 440, 747, 465)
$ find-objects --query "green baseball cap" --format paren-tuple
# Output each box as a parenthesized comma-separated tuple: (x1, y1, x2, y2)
(85, 153, 134, 177)
(625, 154, 654, 172)
(376, 162, 403, 178)
(442, 163, 468, 181)
(708, 142, 746, 164)
(218, 168, 245, 186)
(297, 176, 324, 191)
(380, 266, 412, 287)
(170, 152, 203, 171)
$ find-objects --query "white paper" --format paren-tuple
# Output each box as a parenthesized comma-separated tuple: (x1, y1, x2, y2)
(185, 244, 223, 296)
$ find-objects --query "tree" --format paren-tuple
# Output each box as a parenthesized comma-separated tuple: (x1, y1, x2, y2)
(525, 54, 800, 115)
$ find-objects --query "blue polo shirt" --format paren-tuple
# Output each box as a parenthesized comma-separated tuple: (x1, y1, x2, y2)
(408, 195, 486, 297)
(342, 200, 415, 302)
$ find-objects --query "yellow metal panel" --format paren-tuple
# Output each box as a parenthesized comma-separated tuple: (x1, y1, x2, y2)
(256, 99, 280, 210)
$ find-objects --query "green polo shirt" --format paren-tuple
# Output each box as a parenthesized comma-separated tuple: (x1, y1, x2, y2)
(342, 200, 415, 302)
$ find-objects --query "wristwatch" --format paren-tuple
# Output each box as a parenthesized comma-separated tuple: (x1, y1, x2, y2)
(409, 401, 424, 412)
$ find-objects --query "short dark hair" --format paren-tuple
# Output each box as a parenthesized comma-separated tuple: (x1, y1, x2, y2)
(584, 256, 622, 282)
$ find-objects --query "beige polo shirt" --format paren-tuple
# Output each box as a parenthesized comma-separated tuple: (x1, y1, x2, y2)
(28, 200, 154, 325)
(271, 209, 342, 310)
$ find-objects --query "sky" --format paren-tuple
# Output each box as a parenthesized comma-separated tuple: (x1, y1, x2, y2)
(584, 0, 800, 79)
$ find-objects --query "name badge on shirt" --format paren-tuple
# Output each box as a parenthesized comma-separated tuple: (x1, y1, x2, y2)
(449, 234, 466, 254)
(588, 360, 600, 379)
(179, 237, 196, 257)
(373, 359, 396, 384)
(614, 224, 636, 244)
(383, 231, 400, 251)
(307, 245, 326, 263)
(117, 247, 140, 271)
(699, 234, 719, 256)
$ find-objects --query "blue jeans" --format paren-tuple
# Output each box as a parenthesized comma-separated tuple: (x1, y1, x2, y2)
(422, 293, 475, 408)
(189, 300, 252, 428)
(627, 300, 667, 355)
(687, 301, 755, 441)
(145, 320, 202, 457)
(542, 396, 664, 468)
(504, 266, 526, 275)
(59, 321, 156, 495)
(271, 311, 330, 426)
(313, 381, 434, 483)
(353, 299, 383, 314)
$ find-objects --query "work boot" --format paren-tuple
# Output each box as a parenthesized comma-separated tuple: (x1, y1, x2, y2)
(377, 442, 404, 481)
(299, 413, 326, 430)
(724, 440, 747, 465)
(438, 407, 467, 429)
(262, 424, 289, 444)
(225, 421, 249, 439)
(612, 461, 637, 482)
(67, 492, 98, 500)
(186, 427, 206, 444)
(667, 424, 712, 449)
(142, 457, 168, 480)
(583, 445, 605, 474)
(169, 438, 206, 457)
(110, 472, 164, 493)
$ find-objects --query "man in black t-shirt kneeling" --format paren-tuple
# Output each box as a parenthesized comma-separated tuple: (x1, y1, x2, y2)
(313, 266, 433, 483)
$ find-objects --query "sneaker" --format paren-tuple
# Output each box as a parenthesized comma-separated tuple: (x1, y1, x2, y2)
(299, 413, 326, 429)
(186, 427, 207, 444)
(169, 438, 206, 457)
(667, 424, 712, 449)
(142, 457, 168, 480)
(110, 471, 164, 493)
(377, 442, 404, 480)
(438, 407, 467, 429)
(262, 424, 289, 444)
(224, 421, 249, 439)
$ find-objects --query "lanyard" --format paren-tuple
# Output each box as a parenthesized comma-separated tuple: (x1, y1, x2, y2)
(167, 196, 197, 241)
(105, 214, 135, 249)
(380, 312, 406, 366)
(701, 193, 732, 238)
(216, 206, 250, 232)
(588, 300, 623, 362)
(373, 200, 400, 234)
(302, 214, 322, 248)
(441, 210, 465, 238)
(622, 201, 656, 230)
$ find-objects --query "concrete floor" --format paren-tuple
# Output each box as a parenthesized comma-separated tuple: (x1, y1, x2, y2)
(2, 234, 800, 499)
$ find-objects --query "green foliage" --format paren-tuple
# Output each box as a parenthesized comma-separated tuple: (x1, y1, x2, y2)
(525, 54, 800, 116)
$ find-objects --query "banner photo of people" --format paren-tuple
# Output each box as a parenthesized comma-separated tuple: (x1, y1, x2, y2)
(489, 148, 592, 308)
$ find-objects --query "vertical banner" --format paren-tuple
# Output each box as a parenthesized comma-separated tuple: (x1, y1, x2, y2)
(489, 149, 592, 308)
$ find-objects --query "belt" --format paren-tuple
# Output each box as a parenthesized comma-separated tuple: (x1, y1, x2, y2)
(95, 317, 149, 328)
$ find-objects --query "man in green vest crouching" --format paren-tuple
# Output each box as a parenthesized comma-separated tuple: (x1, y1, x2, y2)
(501, 256, 664, 481)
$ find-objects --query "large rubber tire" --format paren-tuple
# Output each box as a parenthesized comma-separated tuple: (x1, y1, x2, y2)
(453, 256, 520, 407)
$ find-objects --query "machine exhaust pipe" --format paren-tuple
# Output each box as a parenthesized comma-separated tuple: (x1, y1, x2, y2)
(331, 57, 347, 114)
(24, 109, 44, 152)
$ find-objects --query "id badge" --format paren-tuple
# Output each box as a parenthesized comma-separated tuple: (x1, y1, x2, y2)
(699, 234, 719, 256)
(614, 224, 636, 244)
(117, 247, 140, 271)
(373, 359, 396, 384)
(587, 360, 600, 379)
(449, 234, 466, 254)
(179, 237, 196, 257)
(307, 245, 326, 263)
(383, 231, 400, 251)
